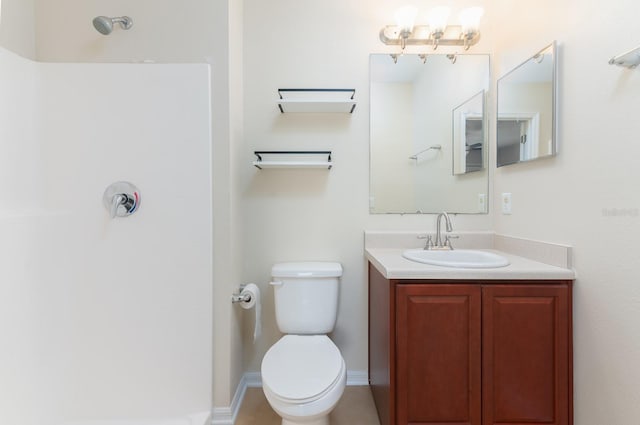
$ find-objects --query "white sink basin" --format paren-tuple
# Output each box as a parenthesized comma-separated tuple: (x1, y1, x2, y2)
(402, 249, 510, 268)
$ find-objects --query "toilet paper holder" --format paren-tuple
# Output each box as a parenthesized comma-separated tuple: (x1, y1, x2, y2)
(231, 283, 262, 341)
(231, 284, 252, 304)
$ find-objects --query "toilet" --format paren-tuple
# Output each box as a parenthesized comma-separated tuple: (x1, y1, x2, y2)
(261, 262, 346, 425)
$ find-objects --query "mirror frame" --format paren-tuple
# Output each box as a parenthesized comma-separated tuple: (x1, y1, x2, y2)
(496, 41, 557, 167)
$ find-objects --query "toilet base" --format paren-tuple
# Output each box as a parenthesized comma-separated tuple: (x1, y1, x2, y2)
(282, 416, 329, 425)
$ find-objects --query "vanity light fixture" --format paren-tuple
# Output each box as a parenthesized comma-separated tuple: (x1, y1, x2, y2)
(380, 6, 484, 52)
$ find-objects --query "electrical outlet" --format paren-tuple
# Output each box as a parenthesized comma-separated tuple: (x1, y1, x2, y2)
(502, 193, 512, 214)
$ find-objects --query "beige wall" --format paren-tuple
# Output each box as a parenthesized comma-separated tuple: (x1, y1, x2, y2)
(0, 0, 36, 58)
(491, 0, 640, 423)
(227, 0, 246, 407)
(33, 0, 215, 62)
(241, 0, 494, 376)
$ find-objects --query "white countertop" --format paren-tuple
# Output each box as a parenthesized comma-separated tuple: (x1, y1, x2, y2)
(366, 248, 575, 280)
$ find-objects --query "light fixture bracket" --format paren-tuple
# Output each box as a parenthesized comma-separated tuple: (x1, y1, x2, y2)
(379, 25, 480, 49)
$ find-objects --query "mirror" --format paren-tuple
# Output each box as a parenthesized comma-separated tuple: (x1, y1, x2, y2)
(453, 90, 485, 175)
(370, 53, 490, 214)
(497, 42, 557, 167)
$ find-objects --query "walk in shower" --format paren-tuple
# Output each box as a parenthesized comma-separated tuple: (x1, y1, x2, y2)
(0, 46, 213, 425)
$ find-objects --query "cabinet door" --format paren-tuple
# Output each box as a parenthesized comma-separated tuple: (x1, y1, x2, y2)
(396, 285, 481, 425)
(483, 285, 570, 425)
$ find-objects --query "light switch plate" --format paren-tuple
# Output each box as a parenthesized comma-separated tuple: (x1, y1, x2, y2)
(478, 193, 486, 212)
(502, 193, 512, 214)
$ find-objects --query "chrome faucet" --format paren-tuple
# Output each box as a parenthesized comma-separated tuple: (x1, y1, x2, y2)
(434, 212, 454, 250)
(418, 212, 457, 250)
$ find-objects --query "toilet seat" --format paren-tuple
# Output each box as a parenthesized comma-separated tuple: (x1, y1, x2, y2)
(261, 335, 344, 403)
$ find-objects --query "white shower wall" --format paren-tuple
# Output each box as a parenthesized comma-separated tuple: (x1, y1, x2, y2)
(0, 47, 39, 209)
(0, 47, 49, 425)
(0, 47, 213, 425)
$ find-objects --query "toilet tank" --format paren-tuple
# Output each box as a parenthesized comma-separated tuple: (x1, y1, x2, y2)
(271, 262, 342, 334)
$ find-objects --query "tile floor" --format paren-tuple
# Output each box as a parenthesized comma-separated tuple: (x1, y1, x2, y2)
(235, 386, 381, 425)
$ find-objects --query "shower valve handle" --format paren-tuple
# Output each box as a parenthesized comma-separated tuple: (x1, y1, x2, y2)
(103, 182, 140, 219)
(110, 193, 137, 218)
(110, 194, 126, 218)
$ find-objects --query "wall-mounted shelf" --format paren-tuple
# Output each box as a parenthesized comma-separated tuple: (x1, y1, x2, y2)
(253, 151, 332, 169)
(277, 89, 356, 113)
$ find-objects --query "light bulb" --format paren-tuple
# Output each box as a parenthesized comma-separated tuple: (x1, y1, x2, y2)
(394, 5, 418, 35)
(428, 6, 451, 35)
(459, 7, 484, 35)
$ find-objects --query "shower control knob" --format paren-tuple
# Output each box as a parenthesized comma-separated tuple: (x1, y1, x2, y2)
(103, 182, 140, 218)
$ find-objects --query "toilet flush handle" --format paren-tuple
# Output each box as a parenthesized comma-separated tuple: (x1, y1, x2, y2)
(269, 281, 283, 286)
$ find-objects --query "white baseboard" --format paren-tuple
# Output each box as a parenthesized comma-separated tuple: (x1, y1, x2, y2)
(211, 370, 368, 424)
(245, 371, 262, 387)
(211, 374, 247, 425)
(346, 370, 369, 386)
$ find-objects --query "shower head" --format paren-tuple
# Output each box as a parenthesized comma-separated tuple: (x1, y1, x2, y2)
(92, 16, 133, 35)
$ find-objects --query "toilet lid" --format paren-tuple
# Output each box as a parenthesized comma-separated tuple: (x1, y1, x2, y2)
(261, 335, 343, 401)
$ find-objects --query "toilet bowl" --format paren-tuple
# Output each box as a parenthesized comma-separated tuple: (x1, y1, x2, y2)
(261, 262, 345, 425)
(262, 335, 346, 425)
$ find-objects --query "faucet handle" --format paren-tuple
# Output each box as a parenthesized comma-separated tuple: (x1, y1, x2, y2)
(444, 234, 459, 249)
(418, 234, 434, 250)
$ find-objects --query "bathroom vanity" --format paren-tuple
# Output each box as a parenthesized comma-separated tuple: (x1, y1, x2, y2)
(366, 244, 574, 425)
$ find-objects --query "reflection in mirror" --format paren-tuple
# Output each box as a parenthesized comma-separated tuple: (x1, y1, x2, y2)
(453, 90, 484, 175)
(497, 42, 557, 167)
(370, 54, 490, 214)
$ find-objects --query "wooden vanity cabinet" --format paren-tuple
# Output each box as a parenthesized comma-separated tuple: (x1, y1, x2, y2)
(369, 263, 573, 425)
